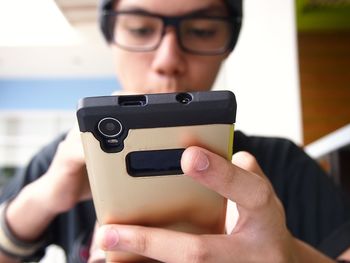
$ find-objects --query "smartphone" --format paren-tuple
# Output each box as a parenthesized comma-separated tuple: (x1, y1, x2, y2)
(77, 91, 236, 260)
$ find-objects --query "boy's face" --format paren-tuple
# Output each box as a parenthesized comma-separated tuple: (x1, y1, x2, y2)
(111, 0, 230, 94)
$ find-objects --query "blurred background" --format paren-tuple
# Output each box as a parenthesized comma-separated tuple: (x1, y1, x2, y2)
(0, 0, 349, 261)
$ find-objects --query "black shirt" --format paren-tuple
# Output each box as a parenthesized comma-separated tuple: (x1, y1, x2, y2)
(1, 131, 349, 262)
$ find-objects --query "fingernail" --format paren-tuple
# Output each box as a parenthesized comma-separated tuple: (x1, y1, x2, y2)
(194, 150, 209, 171)
(104, 228, 119, 249)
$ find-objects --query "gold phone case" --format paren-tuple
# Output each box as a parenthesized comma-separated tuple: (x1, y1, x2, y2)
(77, 91, 236, 261)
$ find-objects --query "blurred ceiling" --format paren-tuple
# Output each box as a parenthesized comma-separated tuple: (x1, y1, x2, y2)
(0, 0, 114, 78)
(55, 0, 98, 25)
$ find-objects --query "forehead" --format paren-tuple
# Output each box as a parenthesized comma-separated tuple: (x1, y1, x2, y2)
(116, 0, 228, 16)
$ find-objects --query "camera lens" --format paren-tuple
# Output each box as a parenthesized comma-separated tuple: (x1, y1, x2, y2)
(98, 117, 123, 138)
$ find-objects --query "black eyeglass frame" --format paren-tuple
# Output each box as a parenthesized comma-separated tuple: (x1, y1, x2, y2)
(102, 10, 242, 55)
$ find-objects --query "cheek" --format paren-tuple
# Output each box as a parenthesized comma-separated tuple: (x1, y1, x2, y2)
(189, 57, 224, 89)
(113, 50, 151, 91)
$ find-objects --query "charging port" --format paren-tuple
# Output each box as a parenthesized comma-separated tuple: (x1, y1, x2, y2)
(119, 95, 147, 106)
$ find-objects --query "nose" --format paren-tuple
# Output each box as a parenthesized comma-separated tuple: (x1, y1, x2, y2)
(151, 28, 186, 77)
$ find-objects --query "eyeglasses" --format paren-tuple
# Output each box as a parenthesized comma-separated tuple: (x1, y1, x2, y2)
(102, 10, 240, 55)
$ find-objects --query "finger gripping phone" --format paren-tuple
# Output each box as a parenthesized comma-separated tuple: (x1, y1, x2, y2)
(77, 91, 236, 260)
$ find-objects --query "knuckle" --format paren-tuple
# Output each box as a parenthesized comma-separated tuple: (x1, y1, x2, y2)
(184, 237, 209, 263)
(221, 162, 235, 185)
(250, 178, 273, 209)
(133, 229, 149, 254)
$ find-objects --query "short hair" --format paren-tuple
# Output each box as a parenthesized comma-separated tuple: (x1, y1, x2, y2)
(99, 0, 242, 51)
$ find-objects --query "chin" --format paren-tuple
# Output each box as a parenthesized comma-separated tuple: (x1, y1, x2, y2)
(149, 87, 190, 94)
(123, 85, 191, 95)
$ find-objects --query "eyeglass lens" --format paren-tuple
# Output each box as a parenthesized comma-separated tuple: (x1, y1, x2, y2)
(113, 14, 232, 54)
(115, 14, 163, 50)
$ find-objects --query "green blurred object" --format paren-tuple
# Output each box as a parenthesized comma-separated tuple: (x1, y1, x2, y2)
(296, 0, 350, 31)
(0, 167, 16, 190)
(1, 167, 15, 178)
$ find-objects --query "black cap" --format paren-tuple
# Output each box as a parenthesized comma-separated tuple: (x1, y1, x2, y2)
(98, 0, 242, 50)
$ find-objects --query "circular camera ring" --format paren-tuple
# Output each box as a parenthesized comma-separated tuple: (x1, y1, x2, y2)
(97, 117, 123, 138)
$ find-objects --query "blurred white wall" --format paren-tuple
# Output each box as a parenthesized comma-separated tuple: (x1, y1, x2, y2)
(0, 111, 75, 167)
(0, 24, 115, 78)
(214, 0, 302, 145)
